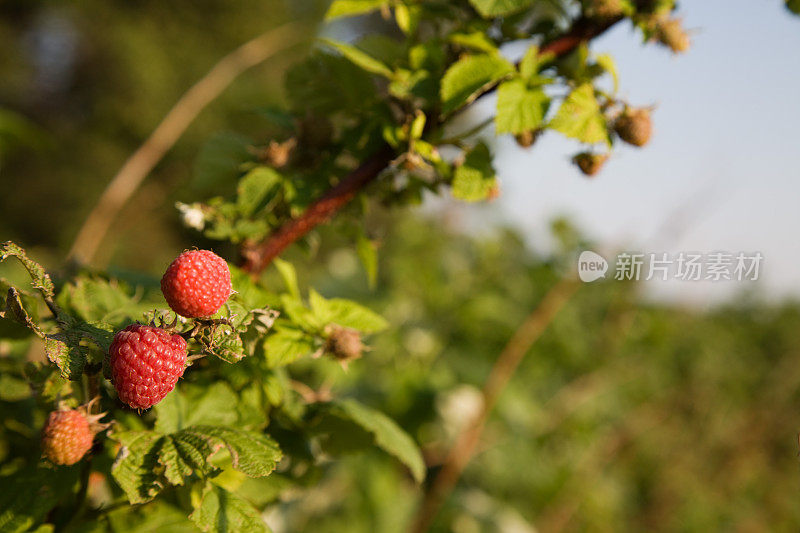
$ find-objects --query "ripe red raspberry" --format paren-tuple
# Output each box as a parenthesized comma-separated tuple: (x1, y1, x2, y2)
(42, 409, 94, 465)
(161, 250, 232, 318)
(109, 325, 187, 409)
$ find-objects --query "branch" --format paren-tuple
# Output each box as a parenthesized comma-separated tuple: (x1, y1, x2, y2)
(240, 16, 624, 275)
(67, 20, 312, 264)
(241, 144, 395, 274)
(410, 277, 580, 533)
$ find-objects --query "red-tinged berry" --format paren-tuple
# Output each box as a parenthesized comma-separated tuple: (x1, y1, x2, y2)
(614, 107, 653, 147)
(109, 324, 187, 409)
(161, 249, 232, 318)
(42, 409, 94, 465)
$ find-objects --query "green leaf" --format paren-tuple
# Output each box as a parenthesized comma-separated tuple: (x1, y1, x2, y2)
(468, 0, 534, 17)
(314, 399, 426, 483)
(519, 45, 541, 80)
(452, 142, 496, 202)
(56, 276, 138, 323)
(198, 325, 247, 363)
(273, 258, 300, 301)
(2, 287, 44, 338)
(190, 483, 269, 533)
(549, 84, 610, 145)
(326, 0, 386, 19)
(0, 241, 55, 299)
(309, 289, 388, 332)
(788, 0, 800, 15)
(448, 32, 499, 55)
(237, 167, 282, 217)
(155, 382, 240, 434)
(356, 233, 378, 289)
(229, 266, 280, 310)
(44, 331, 86, 380)
(112, 427, 281, 505)
(263, 326, 316, 368)
(0, 466, 80, 533)
(495, 79, 550, 135)
(111, 431, 165, 504)
(440, 54, 514, 114)
(180, 426, 282, 478)
(595, 53, 619, 93)
(321, 39, 394, 79)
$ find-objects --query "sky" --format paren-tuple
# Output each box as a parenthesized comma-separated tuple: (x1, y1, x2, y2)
(450, 0, 800, 305)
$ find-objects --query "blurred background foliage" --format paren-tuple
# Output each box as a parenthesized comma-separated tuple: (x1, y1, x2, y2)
(263, 215, 800, 532)
(2, 1, 800, 532)
(0, 0, 325, 268)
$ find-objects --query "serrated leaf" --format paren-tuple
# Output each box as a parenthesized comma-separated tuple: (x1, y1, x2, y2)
(199, 326, 246, 363)
(549, 84, 610, 145)
(321, 39, 394, 79)
(440, 54, 514, 114)
(325, 0, 386, 19)
(309, 289, 388, 332)
(44, 331, 86, 380)
(237, 167, 282, 217)
(190, 483, 269, 533)
(495, 79, 550, 135)
(0, 241, 55, 298)
(180, 426, 282, 478)
(56, 277, 138, 323)
(315, 399, 426, 483)
(111, 431, 165, 504)
(452, 142, 496, 202)
(264, 326, 315, 368)
(2, 287, 44, 338)
(112, 426, 281, 505)
(468, 0, 534, 17)
(155, 382, 240, 434)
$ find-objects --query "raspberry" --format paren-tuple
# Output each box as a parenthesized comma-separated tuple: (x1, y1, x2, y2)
(325, 326, 364, 361)
(42, 409, 94, 465)
(572, 152, 609, 177)
(614, 107, 652, 147)
(109, 324, 187, 409)
(161, 250, 232, 318)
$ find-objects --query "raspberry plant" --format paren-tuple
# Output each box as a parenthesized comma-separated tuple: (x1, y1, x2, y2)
(0, 0, 710, 531)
